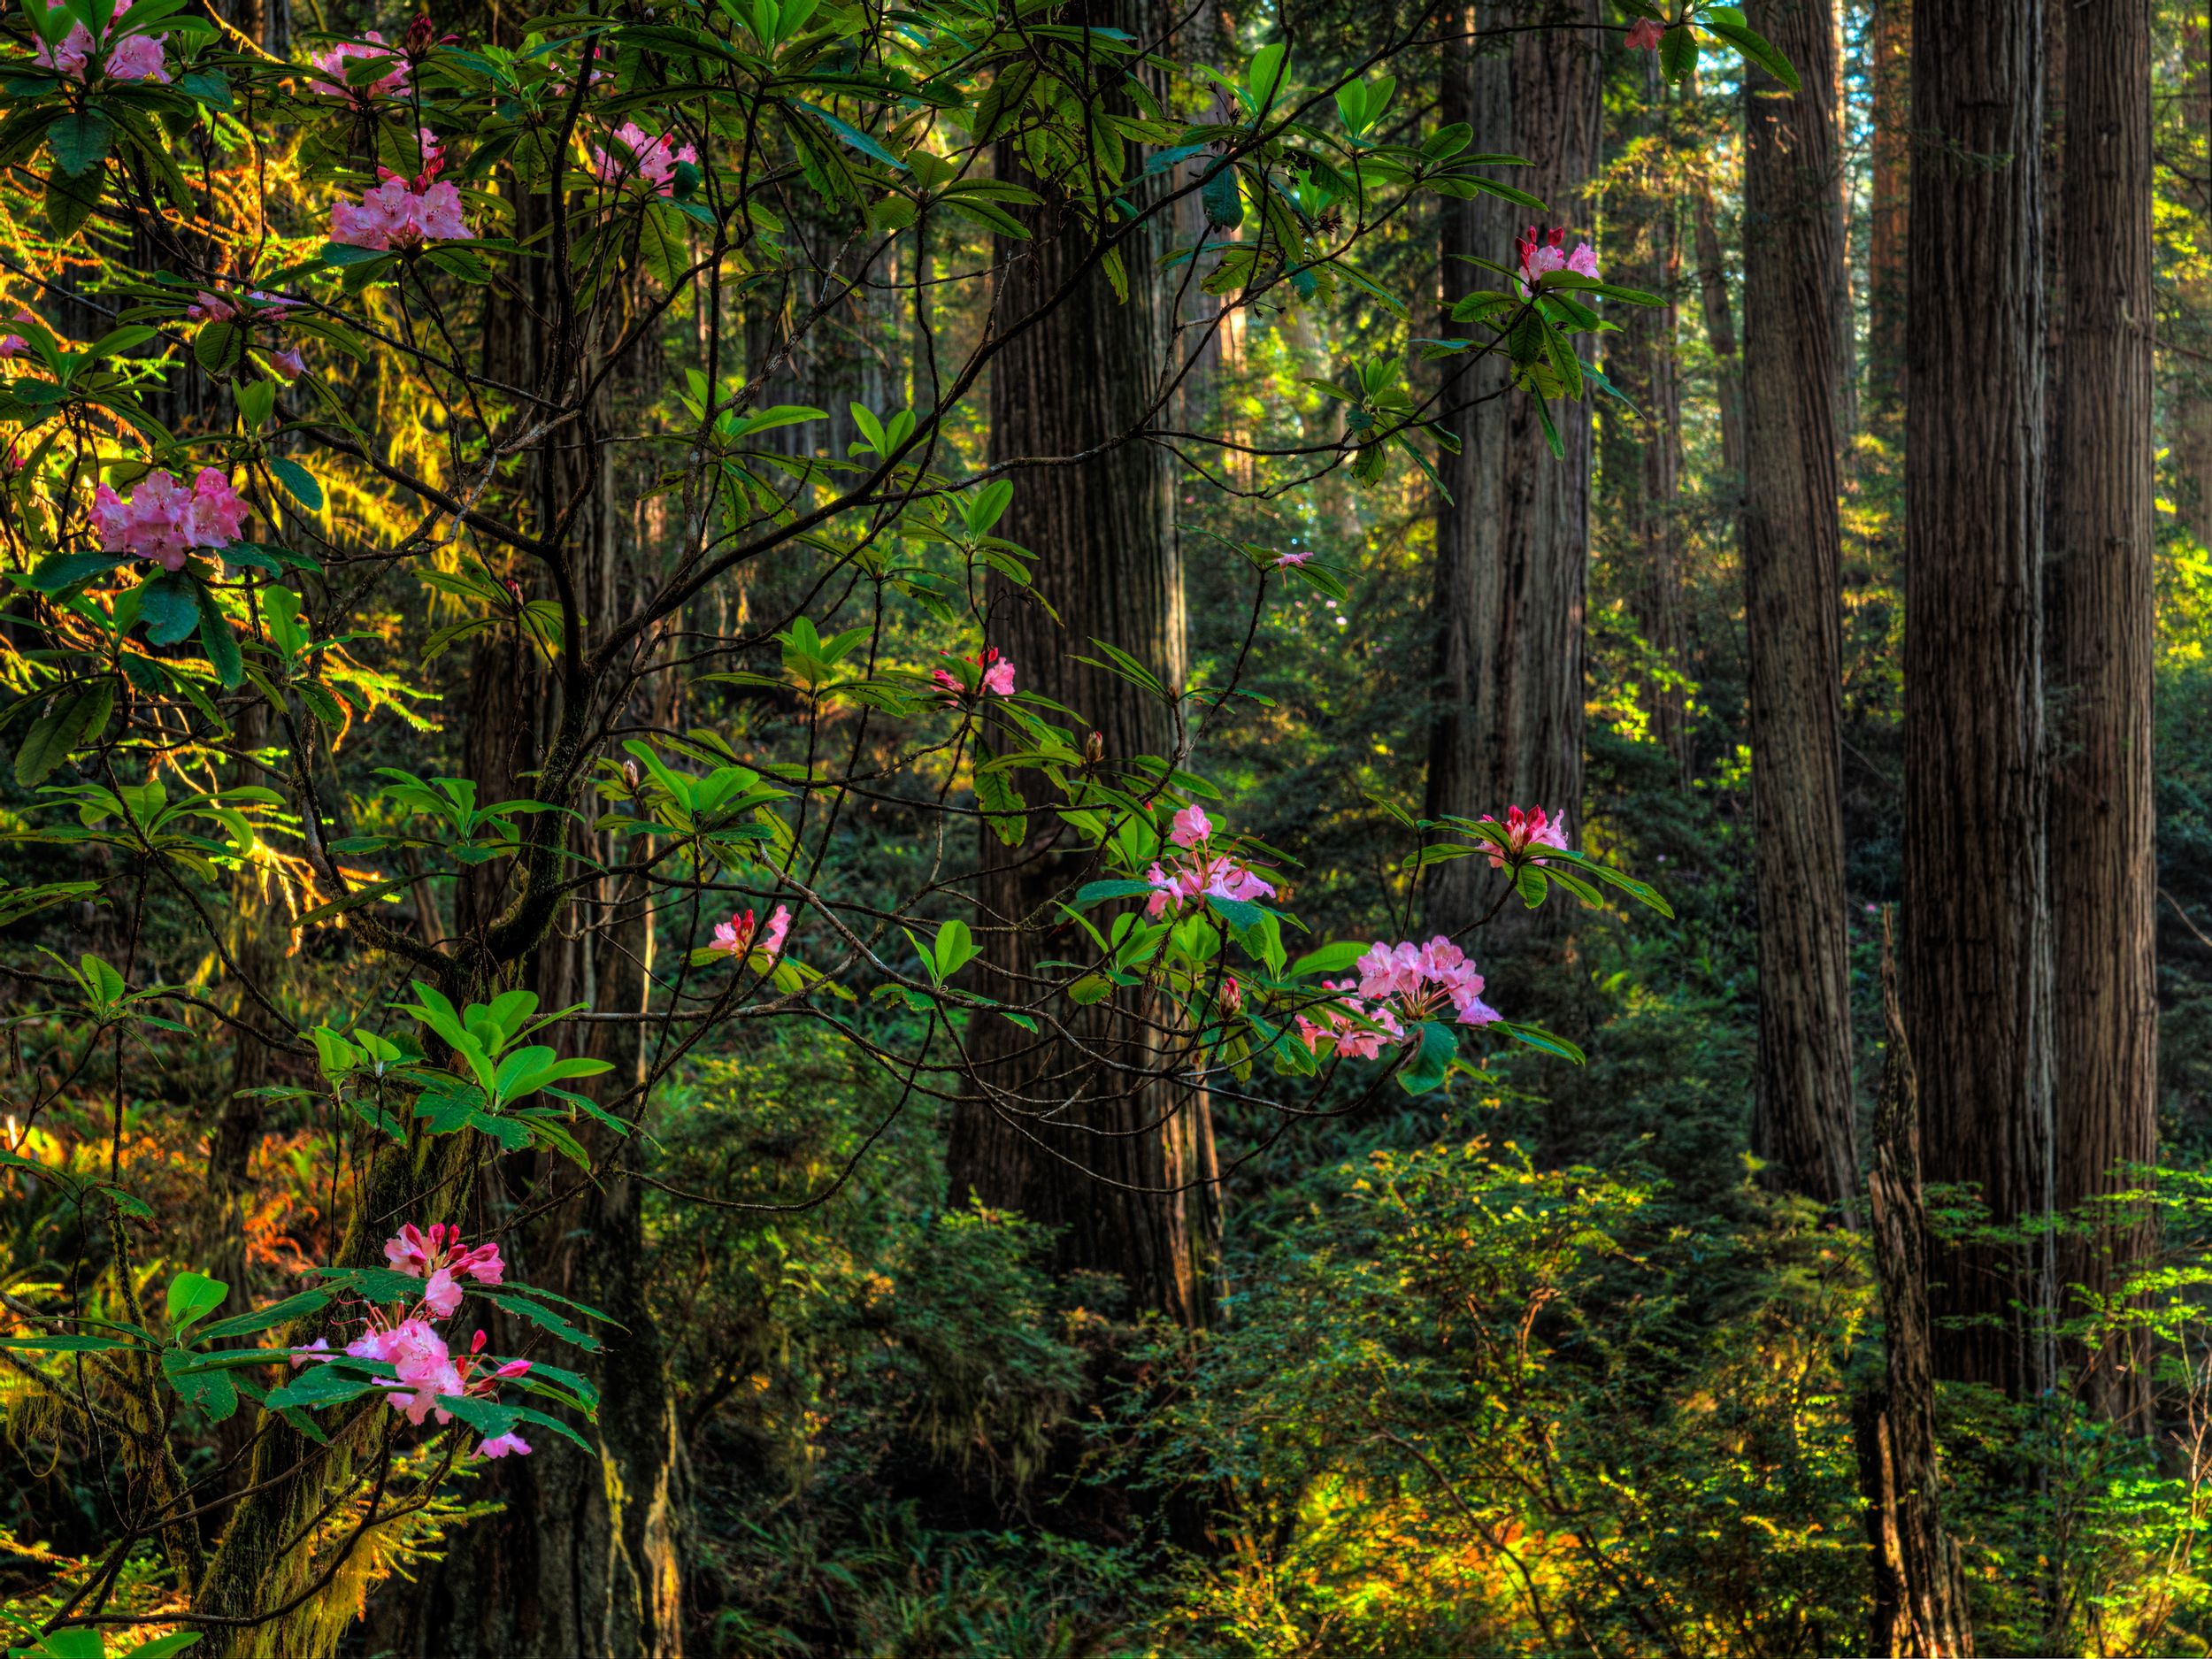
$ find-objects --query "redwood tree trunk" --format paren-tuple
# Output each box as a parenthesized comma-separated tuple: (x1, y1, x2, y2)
(1741, 0, 1857, 1210)
(2048, 0, 2155, 1422)
(1866, 0, 1910, 414)
(947, 0, 1219, 1326)
(1425, 0, 1599, 932)
(1902, 0, 2054, 1395)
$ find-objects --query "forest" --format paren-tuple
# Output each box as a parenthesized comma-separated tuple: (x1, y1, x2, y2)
(0, 0, 2203, 1653)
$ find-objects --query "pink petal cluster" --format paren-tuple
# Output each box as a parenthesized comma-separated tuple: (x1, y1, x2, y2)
(933, 647, 1017, 701)
(1272, 549, 1311, 568)
(91, 467, 250, 572)
(1625, 18, 1664, 50)
(0, 334, 25, 359)
(1144, 807, 1279, 918)
(185, 290, 305, 379)
(332, 175, 470, 250)
(1294, 936, 1501, 1059)
(1514, 225, 1600, 297)
(590, 122, 699, 196)
(290, 1223, 536, 1458)
(34, 0, 169, 82)
(710, 902, 791, 960)
(1480, 803, 1570, 868)
(308, 34, 408, 99)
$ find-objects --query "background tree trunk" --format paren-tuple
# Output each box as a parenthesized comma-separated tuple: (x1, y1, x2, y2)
(2048, 0, 2156, 1424)
(1741, 0, 1858, 1211)
(1424, 0, 1599, 933)
(1867, 0, 1910, 415)
(947, 0, 1220, 1327)
(1902, 0, 2054, 1395)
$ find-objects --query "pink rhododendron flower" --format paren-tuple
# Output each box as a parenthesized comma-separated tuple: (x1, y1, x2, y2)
(270, 344, 308, 380)
(1353, 935, 1501, 1028)
(711, 902, 791, 960)
(0, 335, 25, 359)
(382, 1222, 504, 1286)
(1514, 225, 1600, 297)
(1272, 549, 1311, 567)
(933, 647, 1016, 701)
(1625, 17, 1663, 50)
(34, 0, 169, 81)
(308, 34, 408, 99)
(590, 122, 700, 196)
(91, 467, 248, 570)
(331, 177, 470, 250)
(1480, 804, 1570, 868)
(422, 1267, 463, 1318)
(289, 1336, 331, 1368)
(477, 1430, 532, 1458)
(187, 291, 235, 323)
(1169, 804, 1212, 848)
(1141, 808, 1279, 918)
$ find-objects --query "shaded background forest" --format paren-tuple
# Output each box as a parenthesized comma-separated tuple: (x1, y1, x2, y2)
(4, 0, 2212, 1654)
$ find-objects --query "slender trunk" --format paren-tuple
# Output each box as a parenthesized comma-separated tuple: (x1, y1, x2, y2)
(1424, 0, 1599, 932)
(1902, 0, 2053, 1395)
(1858, 923, 1976, 1657)
(2048, 0, 2156, 1425)
(1690, 179, 1746, 491)
(949, 0, 1218, 1326)
(1602, 55, 1690, 782)
(1866, 0, 1909, 415)
(1742, 0, 1858, 1211)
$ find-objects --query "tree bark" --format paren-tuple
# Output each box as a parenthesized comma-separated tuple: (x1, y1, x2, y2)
(1867, 0, 1910, 414)
(1742, 0, 1858, 1211)
(1424, 0, 1599, 933)
(1858, 923, 1976, 1658)
(1601, 52, 1690, 783)
(947, 0, 1220, 1327)
(1902, 0, 2054, 1395)
(2047, 0, 2156, 1425)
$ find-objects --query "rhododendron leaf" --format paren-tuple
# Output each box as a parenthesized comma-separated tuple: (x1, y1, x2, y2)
(264, 1361, 382, 1409)
(267, 457, 322, 509)
(1533, 397, 1565, 459)
(1496, 1020, 1586, 1064)
(18, 1631, 102, 1659)
(12, 684, 112, 787)
(161, 1347, 240, 1421)
(478, 1289, 603, 1351)
(196, 1288, 332, 1340)
(1291, 941, 1367, 977)
(165, 1270, 228, 1330)
(1396, 1019, 1457, 1094)
(121, 1633, 204, 1657)
(137, 574, 200, 646)
(1659, 22, 1697, 81)
(0, 1332, 135, 1351)
(1207, 895, 1264, 932)
(509, 1402, 597, 1453)
(311, 1267, 426, 1303)
(973, 766, 1026, 847)
(1072, 879, 1157, 908)
(434, 1390, 521, 1439)
(192, 320, 247, 375)
(1701, 7, 1800, 92)
(1515, 864, 1548, 908)
(48, 110, 111, 178)
(197, 605, 243, 689)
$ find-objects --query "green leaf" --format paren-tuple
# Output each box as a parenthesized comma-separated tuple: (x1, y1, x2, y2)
(198, 605, 242, 689)
(165, 1270, 228, 1330)
(48, 108, 111, 177)
(45, 168, 101, 238)
(972, 766, 1026, 848)
(0, 1332, 135, 1351)
(12, 683, 112, 787)
(796, 101, 905, 170)
(1395, 1018, 1458, 1094)
(196, 1288, 332, 1340)
(1072, 879, 1158, 908)
(1659, 22, 1698, 81)
(138, 572, 201, 644)
(27, 551, 127, 593)
(1290, 941, 1369, 978)
(267, 457, 322, 509)
(1702, 8, 1801, 92)
(636, 200, 691, 290)
(161, 1345, 239, 1421)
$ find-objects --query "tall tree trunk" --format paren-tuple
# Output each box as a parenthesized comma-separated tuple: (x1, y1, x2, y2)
(1424, 0, 1599, 933)
(1689, 176, 1746, 492)
(1602, 54, 1690, 783)
(947, 0, 1218, 1327)
(1742, 0, 1858, 1210)
(1866, 0, 1909, 415)
(2047, 0, 2156, 1424)
(1857, 923, 1977, 1658)
(1902, 0, 2053, 1395)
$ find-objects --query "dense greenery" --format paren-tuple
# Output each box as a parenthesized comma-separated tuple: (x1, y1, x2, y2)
(0, 0, 2208, 1654)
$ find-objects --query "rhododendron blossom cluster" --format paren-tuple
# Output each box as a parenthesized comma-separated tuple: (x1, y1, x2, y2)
(591, 122, 699, 195)
(711, 902, 791, 960)
(933, 647, 1017, 700)
(1296, 936, 1500, 1058)
(1482, 803, 1570, 867)
(91, 468, 250, 570)
(1145, 804, 1279, 917)
(293, 1225, 531, 1458)
(33, 0, 168, 82)
(307, 34, 408, 99)
(186, 289, 310, 380)
(1515, 225, 1600, 297)
(332, 138, 469, 250)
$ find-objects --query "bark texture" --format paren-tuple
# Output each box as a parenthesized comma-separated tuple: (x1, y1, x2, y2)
(1867, 0, 1910, 413)
(2048, 0, 2156, 1422)
(1902, 0, 2053, 1395)
(1858, 929, 1976, 1658)
(1425, 0, 1600, 933)
(946, 0, 1219, 1326)
(1741, 0, 1857, 1210)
